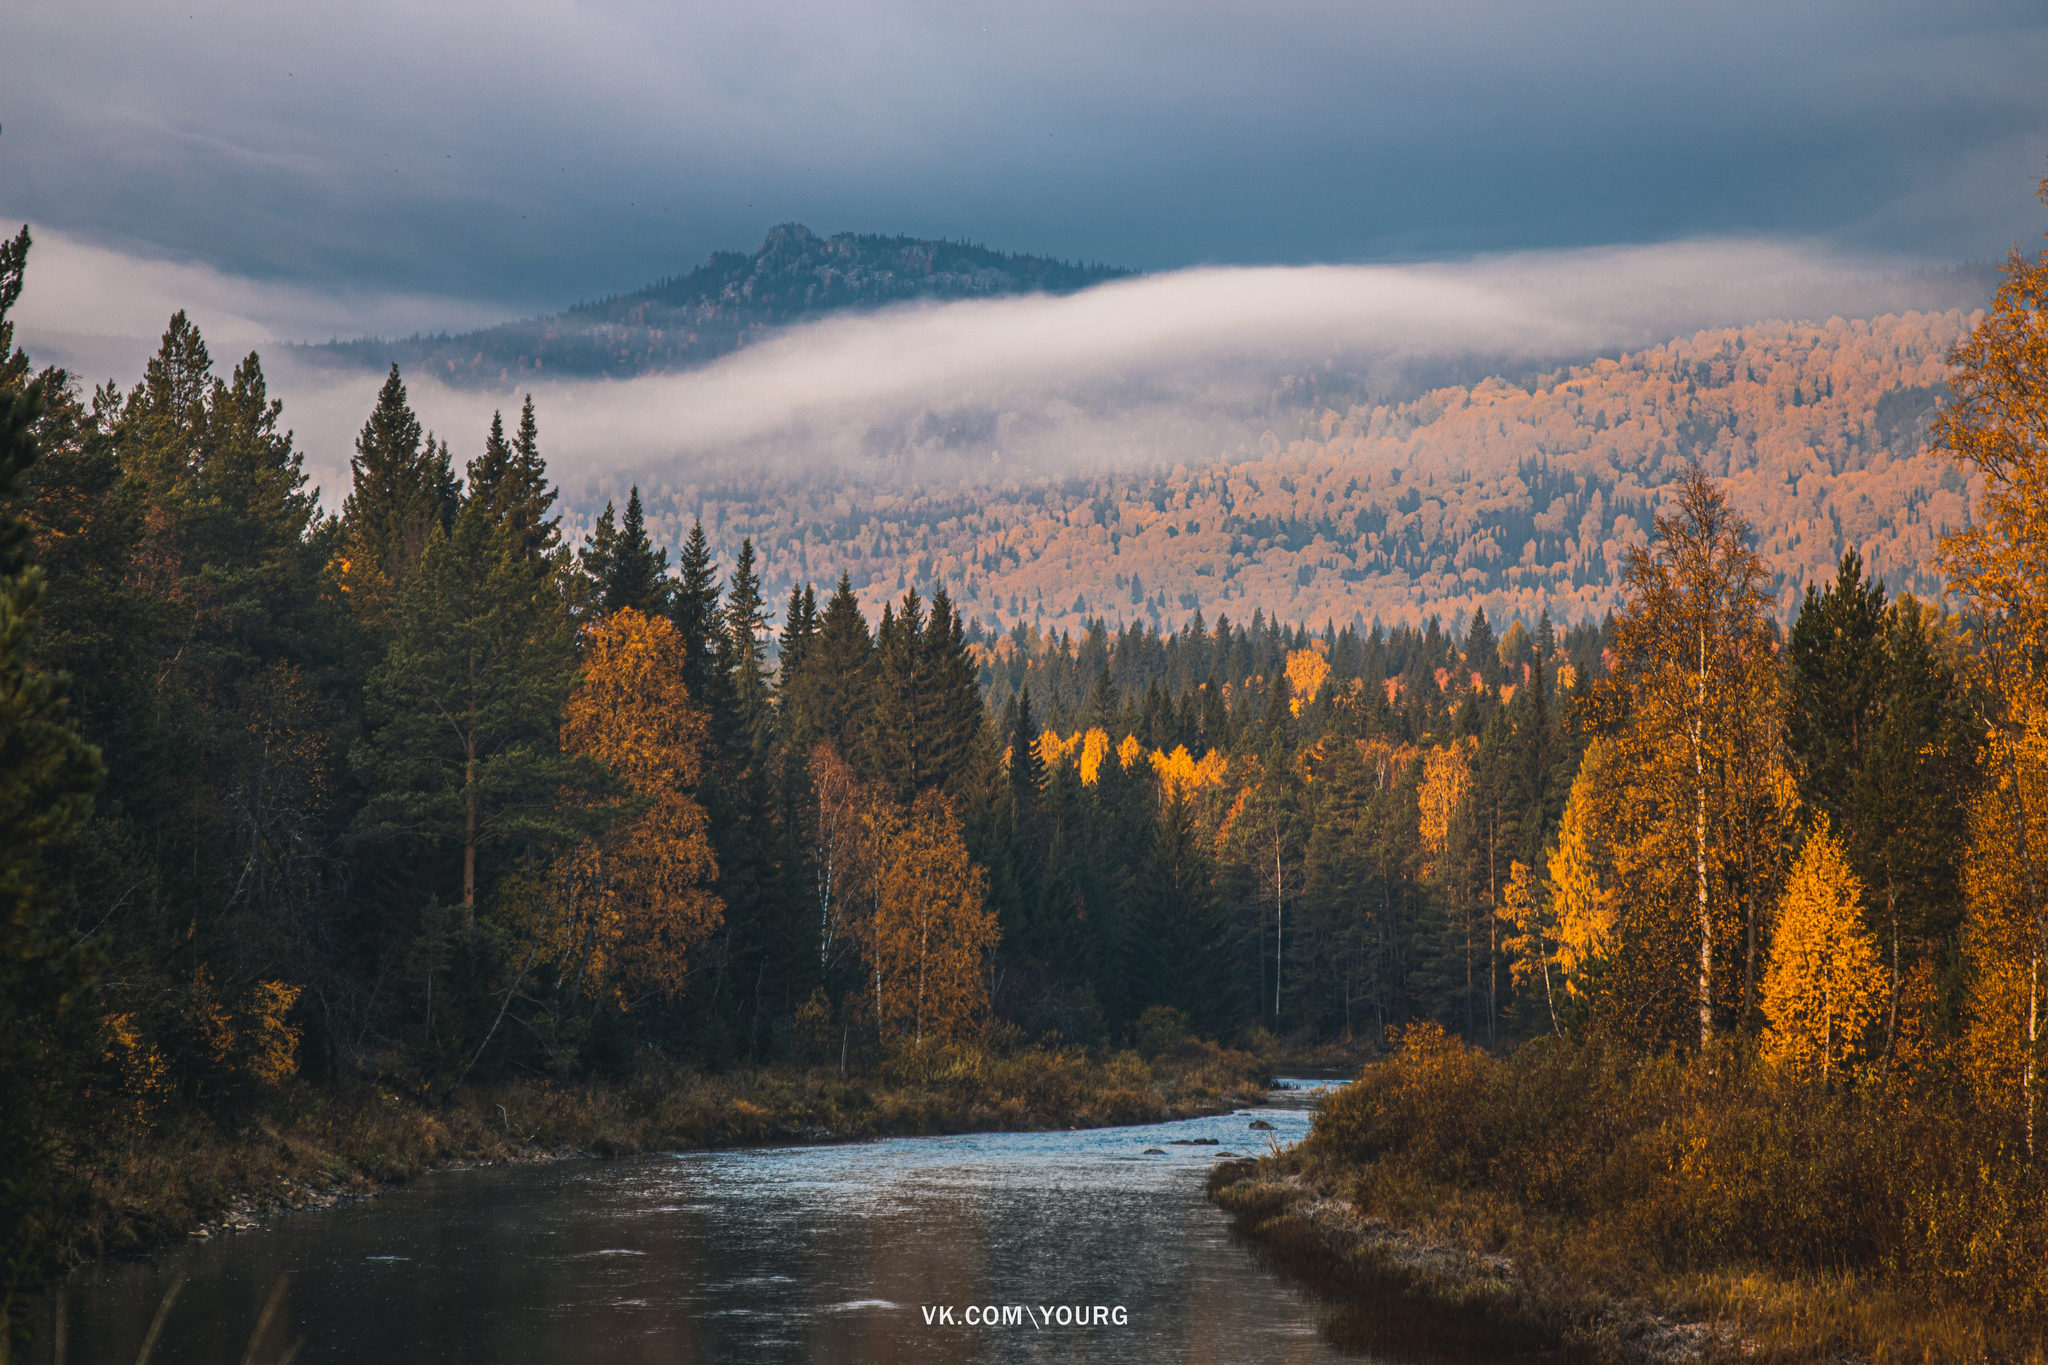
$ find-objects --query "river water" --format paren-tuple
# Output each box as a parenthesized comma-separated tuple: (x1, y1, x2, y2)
(61, 1080, 1347, 1364)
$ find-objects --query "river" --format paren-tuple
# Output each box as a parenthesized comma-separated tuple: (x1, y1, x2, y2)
(58, 1079, 1346, 1364)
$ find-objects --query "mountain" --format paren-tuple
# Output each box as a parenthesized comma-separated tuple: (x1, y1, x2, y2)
(311, 224, 1137, 387)
(610, 307, 1976, 635)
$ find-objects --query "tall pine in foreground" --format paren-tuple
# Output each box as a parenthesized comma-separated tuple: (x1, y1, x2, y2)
(352, 489, 583, 914)
(0, 225, 105, 1350)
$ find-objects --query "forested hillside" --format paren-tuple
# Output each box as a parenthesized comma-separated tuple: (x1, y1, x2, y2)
(9, 193, 2048, 1346)
(626, 308, 1972, 640)
(314, 224, 1135, 386)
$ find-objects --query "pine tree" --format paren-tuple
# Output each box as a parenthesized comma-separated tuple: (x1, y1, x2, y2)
(1788, 549, 1889, 824)
(1464, 605, 1501, 692)
(464, 408, 558, 568)
(352, 496, 582, 915)
(0, 225, 106, 1346)
(339, 365, 453, 631)
(723, 537, 773, 757)
(602, 486, 670, 615)
(806, 573, 873, 756)
(506, 395, 559, 563)
(669, 519, 725, 711)
(1009, 685, 1046, 854)
(580, 500, 617, 605)
(922, 587, 983, 797)
(777, 582, 819, 746)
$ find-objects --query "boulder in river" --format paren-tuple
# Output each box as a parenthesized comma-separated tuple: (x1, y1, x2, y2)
(1248, 1120, 1276, 1131)
(1143, 1148, 1167, 1155)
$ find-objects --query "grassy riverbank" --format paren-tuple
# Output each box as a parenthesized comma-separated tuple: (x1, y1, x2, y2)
(67, 1036, 1267, 1258)
(1209, 1025, 2048, 1364)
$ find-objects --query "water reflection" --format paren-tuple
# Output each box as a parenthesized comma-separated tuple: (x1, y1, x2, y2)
(64, 1083, 1344, 1364)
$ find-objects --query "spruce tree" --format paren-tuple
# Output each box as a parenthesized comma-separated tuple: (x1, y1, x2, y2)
(1132, 794, 1236, 1034)
(1788, 549, 1890, 824)
(865, 589, 928, 800)
(580, 500, 618, 601)
(468, 403, 559, 593)
(777, 582, 819, 747)
(340, 365, 452, 629)
(1849, 595, 1971, 1051)
(670, 519, 726, 709)
(1464, 605, 1501, 692)
(807, 573, 873, 756)
(602, 486, 670, 615)
(506, 395, 559, 562)
(1009, 685, 1045, 849)
(1200, 670, 1230, 751)
(923, 587, 983, 796)
(1086, 666, 1120, 732)
(724, 537, 773, 757)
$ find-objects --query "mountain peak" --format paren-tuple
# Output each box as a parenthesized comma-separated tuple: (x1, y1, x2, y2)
(315, 227, 1137, 388)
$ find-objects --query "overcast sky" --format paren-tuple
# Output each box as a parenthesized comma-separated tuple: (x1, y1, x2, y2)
(6, 0, 2046, 333)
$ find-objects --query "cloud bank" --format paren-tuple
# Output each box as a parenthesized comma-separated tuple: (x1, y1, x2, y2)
(12, 232, 1985, 514)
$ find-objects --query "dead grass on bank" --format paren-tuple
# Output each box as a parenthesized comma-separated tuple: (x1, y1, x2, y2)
(72, 1038, 1267, 1259)
(1208, 1027, 2048, 1365)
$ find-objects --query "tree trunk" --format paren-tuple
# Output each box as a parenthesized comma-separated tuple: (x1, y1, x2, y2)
(1884, 879, 1900, 1066)
(1273, 831, 1285, 1018)
(1742, 825, 1756, 1029)
(1696, 624, 1712, 1052)
(1488, 810, 1498, 1047)
(463, 645, 478, 927)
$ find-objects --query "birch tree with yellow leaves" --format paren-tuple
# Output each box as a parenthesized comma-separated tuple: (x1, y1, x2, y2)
(860, 791, 998, 1044)
(1581, 464, 1788, 1049)
(1935, 171, 2048, 1155)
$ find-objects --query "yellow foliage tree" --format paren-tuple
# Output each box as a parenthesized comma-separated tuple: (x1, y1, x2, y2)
(1936, 168, 2048, 1154)
(1582, 464, 1787, 1049)
(1762, 819, 1884, 1082)
(548, 608, 722, 1001)
(1417, 742, 1472, 868)
(1960, 713, 2048, 1147)
(1035, 727, 1082, 773)
(861, 792, 999, 1044)
(1356, 739, 1421, 792)
(1548, 738, 1615, 997)
(1149, 743, 1229, 802)
(1285, 647, 1330, 716)
(1078, 726, 1113, 785)
(806, 743, 876, 973)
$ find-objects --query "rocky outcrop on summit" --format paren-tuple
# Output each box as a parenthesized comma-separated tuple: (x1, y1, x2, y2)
(316, 224, 1134, 387)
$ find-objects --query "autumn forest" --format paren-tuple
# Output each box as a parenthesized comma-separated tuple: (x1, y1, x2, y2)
(7, 179, 2048, 1352)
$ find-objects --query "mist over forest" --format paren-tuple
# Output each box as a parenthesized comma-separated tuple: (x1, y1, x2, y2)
(236, 227, 2000, 640)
